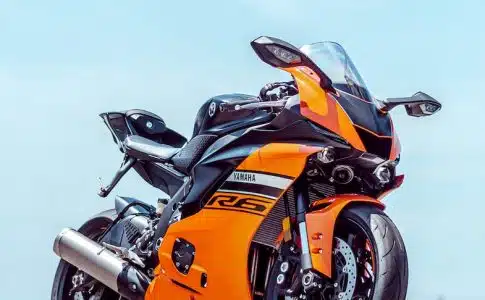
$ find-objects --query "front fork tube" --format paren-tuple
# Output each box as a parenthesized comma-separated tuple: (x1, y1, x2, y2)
(295, 182, 312, 271)
(292, 181, 327, 295)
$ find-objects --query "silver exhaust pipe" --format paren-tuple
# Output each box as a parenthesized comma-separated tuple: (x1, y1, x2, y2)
(53, 228, 149, 300)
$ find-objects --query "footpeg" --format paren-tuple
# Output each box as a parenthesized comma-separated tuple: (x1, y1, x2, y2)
(102, 242, 146, 268)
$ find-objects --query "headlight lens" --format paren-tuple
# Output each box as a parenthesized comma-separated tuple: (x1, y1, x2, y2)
(374, 166, 391, 183)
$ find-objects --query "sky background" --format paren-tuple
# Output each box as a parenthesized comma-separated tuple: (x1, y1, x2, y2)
(0, 0, 483, 299)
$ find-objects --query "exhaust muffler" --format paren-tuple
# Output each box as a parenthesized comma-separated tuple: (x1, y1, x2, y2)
(53, 228, 150, 300)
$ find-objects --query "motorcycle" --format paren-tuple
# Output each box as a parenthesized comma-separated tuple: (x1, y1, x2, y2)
(51, 36, 441, 300)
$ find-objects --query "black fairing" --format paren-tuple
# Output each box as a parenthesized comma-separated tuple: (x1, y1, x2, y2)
(125, 109, 187, 147)
(332, 91, 393, 158)
(334, 92, 392, 136)
(180, 107, 351, 217)
(100, 109, 187, 149)
(100, 109, 188, 196)
(354, 127, 392, 159)
(192, 94, 273, 138)
(132, 161, 185, 197)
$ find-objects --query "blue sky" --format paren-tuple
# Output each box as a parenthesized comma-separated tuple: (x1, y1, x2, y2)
(0, 1, 483, 299)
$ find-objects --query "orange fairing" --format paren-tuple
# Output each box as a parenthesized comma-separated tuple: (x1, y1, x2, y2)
(145, 209, 261, 300)
(282, 66, 366, 152)
(305, 195, 384, 277)
(145, 143, 321, 300)
(236, 143, 321, 176)
(389, 119, 401, 161)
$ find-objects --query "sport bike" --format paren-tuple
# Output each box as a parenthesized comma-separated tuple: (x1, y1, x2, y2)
(52, 36, 442, 300)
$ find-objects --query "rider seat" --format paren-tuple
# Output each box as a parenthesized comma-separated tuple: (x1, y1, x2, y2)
(123, 133, 218, 174)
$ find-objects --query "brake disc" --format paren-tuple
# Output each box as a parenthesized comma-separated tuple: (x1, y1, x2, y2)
(332, 237, 358, 300)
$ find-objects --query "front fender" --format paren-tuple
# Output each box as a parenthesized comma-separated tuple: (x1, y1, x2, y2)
(305, 194, 384, 278)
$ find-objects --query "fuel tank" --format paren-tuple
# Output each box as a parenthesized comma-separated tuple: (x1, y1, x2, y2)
(192, 94, 272, 138)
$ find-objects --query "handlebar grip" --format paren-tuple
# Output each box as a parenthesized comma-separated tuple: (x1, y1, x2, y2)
(259, 81, 297, 101)
(259, 83, 278, 100)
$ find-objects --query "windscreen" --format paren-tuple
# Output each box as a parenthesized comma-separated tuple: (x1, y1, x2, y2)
(300, 41, 394, 158)
(300, 42, 373, 103)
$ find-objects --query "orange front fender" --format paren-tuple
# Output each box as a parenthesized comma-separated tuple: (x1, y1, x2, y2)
(305, 194, 384, 278)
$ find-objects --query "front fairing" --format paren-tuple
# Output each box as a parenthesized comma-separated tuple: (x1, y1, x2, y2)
(334, 90, 396, 159)
(281, 42, 400, 160)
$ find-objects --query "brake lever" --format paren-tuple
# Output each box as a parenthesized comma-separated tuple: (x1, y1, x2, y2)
(236, 99, 287, 111)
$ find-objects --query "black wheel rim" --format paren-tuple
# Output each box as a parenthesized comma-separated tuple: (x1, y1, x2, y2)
(268, 217, 377, 300)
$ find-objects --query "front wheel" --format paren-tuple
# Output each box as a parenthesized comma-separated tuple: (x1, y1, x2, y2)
(267, 205, 408, 300)
(335, 205, 408, 300)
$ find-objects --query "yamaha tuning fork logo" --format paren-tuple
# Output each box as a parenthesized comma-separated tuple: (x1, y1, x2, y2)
(208, 102, 217, 117)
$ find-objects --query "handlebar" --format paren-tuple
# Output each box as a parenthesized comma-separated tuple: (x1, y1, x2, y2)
(219, 97, 261, 113)
(259, 81, 297, 101)
(219, 81, 297, 113)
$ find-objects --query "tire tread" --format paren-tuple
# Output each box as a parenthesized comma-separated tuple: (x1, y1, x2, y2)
(342, 206, 408, 300)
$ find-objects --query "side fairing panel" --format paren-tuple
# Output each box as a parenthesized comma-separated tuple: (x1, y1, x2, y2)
(334, 92, 392, 137)
(145, 143, 320, 300)
(279, 66, 399, 160)
(389, 119, 401, 161)
(283, 66, 366, 153)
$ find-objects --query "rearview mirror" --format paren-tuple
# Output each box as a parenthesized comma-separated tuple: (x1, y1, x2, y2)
(250, 36, 334, 90)
(251, 36, 304, 68)
(380, 92, 442, 117)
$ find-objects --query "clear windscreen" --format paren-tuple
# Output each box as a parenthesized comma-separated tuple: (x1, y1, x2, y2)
(300, 42, 373, 103)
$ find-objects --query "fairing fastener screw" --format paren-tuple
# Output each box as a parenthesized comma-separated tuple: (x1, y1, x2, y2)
(277, 274, 285, 285)
(280, 262, 289, 273)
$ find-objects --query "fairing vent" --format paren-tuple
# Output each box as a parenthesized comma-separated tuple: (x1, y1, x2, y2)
(123, 221, 140, 244)
(252, 183, 335, 248)
(252, 193, 294, 248)
(308, 182, 336, 203)
(355, 126, 392, 159)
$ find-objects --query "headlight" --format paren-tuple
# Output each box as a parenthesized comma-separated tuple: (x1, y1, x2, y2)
(331, 165, 354, 184)
(374, 166, 391, 183)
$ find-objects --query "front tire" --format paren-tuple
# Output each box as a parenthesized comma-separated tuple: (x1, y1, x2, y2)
(336, 205, 408, 300)
(266, 205, 408, 300)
